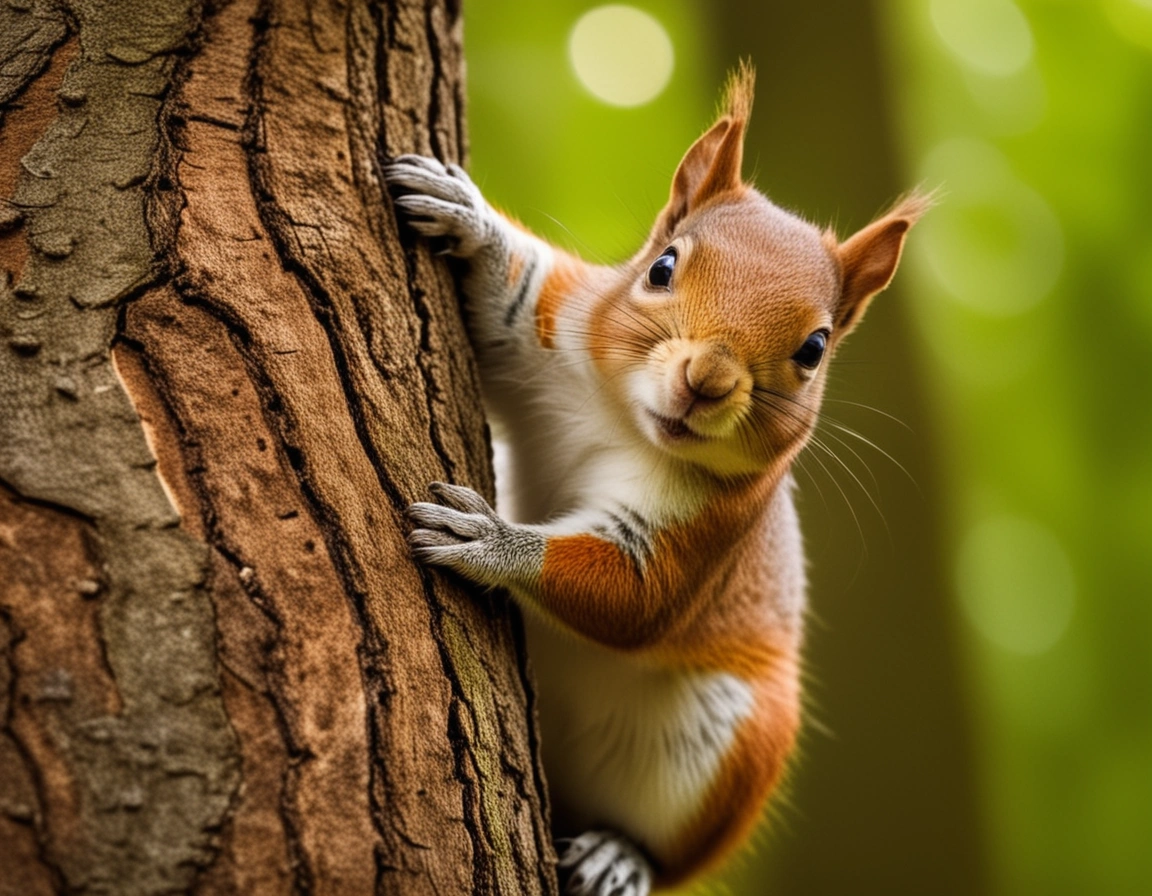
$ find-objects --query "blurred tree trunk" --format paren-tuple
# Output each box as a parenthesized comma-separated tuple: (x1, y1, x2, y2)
(715, 2, 989, 894)
(0, 2, 556, 894)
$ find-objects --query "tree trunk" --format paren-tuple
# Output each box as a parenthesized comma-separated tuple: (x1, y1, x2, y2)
(714, 3, 986, 893)
(0, 1, 556, 894)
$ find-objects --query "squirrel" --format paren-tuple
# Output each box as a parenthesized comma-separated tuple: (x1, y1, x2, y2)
(385, 63, 928, 896)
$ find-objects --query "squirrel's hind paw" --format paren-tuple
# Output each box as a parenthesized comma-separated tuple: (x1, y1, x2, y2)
(557, 830, 653, 896)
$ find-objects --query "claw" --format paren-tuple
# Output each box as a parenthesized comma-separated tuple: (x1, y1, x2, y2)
(429, 481, 494, 516)
(407, 528, 461, 549)
(557, 831, 652, 896)
(557, 830, 609, 868)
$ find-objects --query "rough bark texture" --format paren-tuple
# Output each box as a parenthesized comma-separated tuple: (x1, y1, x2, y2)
(0, 1, 556, 894)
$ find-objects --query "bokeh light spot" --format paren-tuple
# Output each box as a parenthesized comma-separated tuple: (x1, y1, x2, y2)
(963, 64, 1047, 135)
(568, 5, 674, 107)
(1103, 0, 1152, 52)
(918, 138, 1064, 317)
(957, 515, 1076, 655)
(930, 0, 1034, 76)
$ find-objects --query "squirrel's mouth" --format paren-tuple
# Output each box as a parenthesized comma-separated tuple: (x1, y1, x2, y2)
(647, 410, 708, 443)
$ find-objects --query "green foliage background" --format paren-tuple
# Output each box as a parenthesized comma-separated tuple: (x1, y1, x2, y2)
(464, 1, 1152, 893)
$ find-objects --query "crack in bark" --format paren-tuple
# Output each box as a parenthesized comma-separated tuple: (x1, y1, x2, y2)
(421, 2, 446, 163)
(0, 605, 68, 894)
(170, 282, 369, 895)
(245, 3, 411, 519)
(355, 6, 527, 894)
(240, 15, 493, 893)
(504, 619, 557, 896)
(238, 15, 455, 893)
(0, 475, 97, 525)
(193, 413, 315, 896)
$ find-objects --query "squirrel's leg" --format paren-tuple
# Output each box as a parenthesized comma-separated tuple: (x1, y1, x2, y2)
(384, 155, 581, 359)
(556, 830, 653, 896)
(408, 482, 676, 649)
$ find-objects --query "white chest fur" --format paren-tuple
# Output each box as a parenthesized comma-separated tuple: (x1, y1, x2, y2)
(526, 616, 755, 859)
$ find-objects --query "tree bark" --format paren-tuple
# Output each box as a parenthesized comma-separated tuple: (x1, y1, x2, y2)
(0, 1, 556, 894)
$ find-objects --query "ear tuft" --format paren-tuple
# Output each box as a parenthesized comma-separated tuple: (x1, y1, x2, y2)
(834, 189, 935, 336)
(651, 63, 756, 241)
(721, 58, 755, 125)
(883, 187, 937, 229)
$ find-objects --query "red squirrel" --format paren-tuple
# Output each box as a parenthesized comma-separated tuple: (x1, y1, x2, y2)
(386, 64, 928, 896)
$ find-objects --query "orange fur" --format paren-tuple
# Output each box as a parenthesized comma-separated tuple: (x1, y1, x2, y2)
(538, 473, 785, 650)
(505, 250, 525, 289)
(660, 657, 800, 886)
(535, 471, 804, 883)
(534, 250, 586, 349)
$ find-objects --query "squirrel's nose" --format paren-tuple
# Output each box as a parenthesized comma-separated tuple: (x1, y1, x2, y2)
(684, 350, 740, 402)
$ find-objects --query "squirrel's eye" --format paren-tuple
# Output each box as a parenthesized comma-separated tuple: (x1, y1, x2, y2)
(792, 330, 828, 370)
(646, 247, 677, 289)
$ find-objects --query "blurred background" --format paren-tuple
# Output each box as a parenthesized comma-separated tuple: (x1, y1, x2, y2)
(462, 1, 1152, 893)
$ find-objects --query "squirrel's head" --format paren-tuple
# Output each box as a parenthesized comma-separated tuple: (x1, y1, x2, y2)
(589, 63, 931, 479)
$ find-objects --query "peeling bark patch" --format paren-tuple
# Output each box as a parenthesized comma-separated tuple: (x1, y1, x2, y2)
(0, 1, 70, 110)
(0, 482, 238, 894)
(110, 341, 202, 531)
(0, 0, 239, 892)
(0, 29, 77, 287)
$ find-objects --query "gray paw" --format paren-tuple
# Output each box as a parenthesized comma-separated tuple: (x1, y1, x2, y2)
(409, 481, 501, 554)
(557, 831, 653, 896)
(385, 155, 493, 256)
(408, 482, 544, 587)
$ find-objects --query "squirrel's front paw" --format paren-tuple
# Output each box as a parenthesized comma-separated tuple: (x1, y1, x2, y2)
(385, 155, 493, 257)
(408, 482, 544, 587)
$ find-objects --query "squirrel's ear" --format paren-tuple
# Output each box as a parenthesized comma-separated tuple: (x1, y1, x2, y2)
(653, 63, 754, 238)
(833, 192, 933, 337)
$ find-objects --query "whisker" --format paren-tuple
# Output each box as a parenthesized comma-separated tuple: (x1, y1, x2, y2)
(807, 434, 889, 540)
(603, 301, 671, 345)
(574, 362, 641, 416)
(817, 425, 882, 498)
(533, 211, 614, 266)
(791, 453, 830, 515)
(745, 387, 888, 553)
(801, 436, 867, 554)
(821, 398, 912, 431)
(821, 420, 920, 495)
